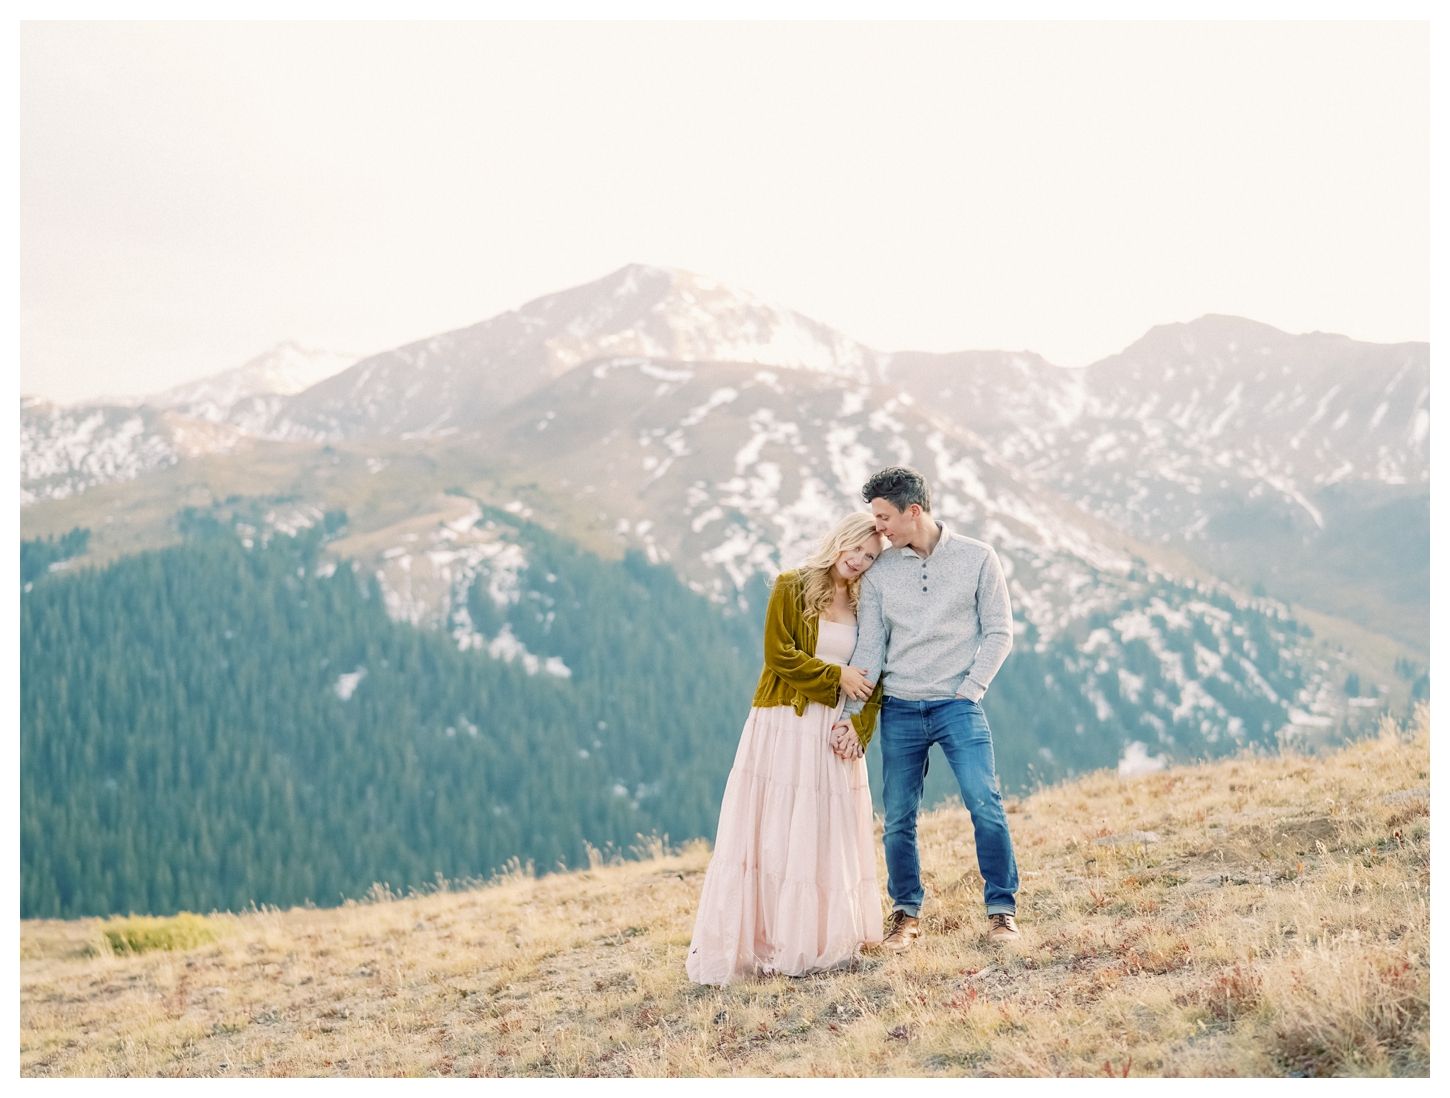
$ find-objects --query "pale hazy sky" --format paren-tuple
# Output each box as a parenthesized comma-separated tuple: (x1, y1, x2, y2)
(20, 20, 1430, 404)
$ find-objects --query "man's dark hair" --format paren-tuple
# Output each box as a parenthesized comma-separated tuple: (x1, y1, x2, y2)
(862, 466, 930, 513)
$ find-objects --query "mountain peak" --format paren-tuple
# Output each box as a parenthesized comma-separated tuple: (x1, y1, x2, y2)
(149, 342, 358, 419)
(517, 263, 882, 376)
(271, 264, 887, 442)
(1118, 313, 1424, 362)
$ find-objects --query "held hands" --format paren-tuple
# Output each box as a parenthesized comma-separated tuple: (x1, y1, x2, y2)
(829, 720, 863, 760)
(840, 665, 873, 702)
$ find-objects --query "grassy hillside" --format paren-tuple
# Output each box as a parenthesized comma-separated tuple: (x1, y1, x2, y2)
(21, 707, 1428, 1078)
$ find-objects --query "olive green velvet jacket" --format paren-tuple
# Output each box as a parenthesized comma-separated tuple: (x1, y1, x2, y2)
(750, 570, 884, 748)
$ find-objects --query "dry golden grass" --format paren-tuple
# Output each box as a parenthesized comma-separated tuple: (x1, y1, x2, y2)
(21, 707, 1429, 1078)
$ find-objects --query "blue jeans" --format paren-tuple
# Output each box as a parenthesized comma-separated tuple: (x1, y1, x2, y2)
(879, 696, 1018, 917)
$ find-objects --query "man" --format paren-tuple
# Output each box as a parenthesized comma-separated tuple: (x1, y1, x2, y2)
(831, 465, 1021, 949)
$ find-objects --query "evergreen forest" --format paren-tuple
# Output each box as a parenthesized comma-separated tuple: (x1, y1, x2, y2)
(21, 505, 1333, 919)
(20, 518, 758, 918)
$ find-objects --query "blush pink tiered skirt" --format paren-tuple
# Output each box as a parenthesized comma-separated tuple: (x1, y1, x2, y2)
(686, 700, 882, 985)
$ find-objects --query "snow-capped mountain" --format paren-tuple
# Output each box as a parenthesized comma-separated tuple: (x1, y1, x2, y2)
(19, 263, 1426, 660)
(885, 316, 1430, 643)
(23, 261, 1423, 767)
(19, 343, 355, 504)
(291, 350, 1351, 765)
(466, 356, 1135, 597)
(22, 267, 1425, 547)
(149, 342, 358, 430)
(18, 266, 890, 503)
(270, 265, 885, 442)
(179, 349, 1341, 767)
(889, 315, 1428, 533)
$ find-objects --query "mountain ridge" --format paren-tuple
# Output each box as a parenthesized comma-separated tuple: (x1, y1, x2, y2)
(18, 265, 1429, 753)
(267, 264, 887, 443)
(881, 310, 1428, 645)
(21, 266, 1426, 501)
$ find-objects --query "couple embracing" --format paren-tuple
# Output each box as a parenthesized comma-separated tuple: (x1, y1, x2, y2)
(687, 465, 1021, 986)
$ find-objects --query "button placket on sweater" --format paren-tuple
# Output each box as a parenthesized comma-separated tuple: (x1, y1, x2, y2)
(918, 535, 942, 593)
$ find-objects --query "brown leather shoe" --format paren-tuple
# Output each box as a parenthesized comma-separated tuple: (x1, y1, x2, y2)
(882, 910, 920, 953)
(988, 912, 1021, 942)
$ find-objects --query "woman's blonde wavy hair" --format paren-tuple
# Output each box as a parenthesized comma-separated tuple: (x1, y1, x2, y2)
(795, 512, 885, 619)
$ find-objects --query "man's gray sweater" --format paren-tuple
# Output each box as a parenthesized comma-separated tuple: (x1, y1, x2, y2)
(845, 521, 1014, 710)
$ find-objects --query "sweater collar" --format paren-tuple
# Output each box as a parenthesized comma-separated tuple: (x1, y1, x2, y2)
(899, 520, 953, 559)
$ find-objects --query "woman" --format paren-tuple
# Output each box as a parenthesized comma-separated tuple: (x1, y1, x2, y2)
(686, 513, 887, 984)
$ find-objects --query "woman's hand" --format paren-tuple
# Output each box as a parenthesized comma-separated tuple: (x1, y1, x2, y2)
(830, 721, 863, 760)
(840, 665, 872, 702)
